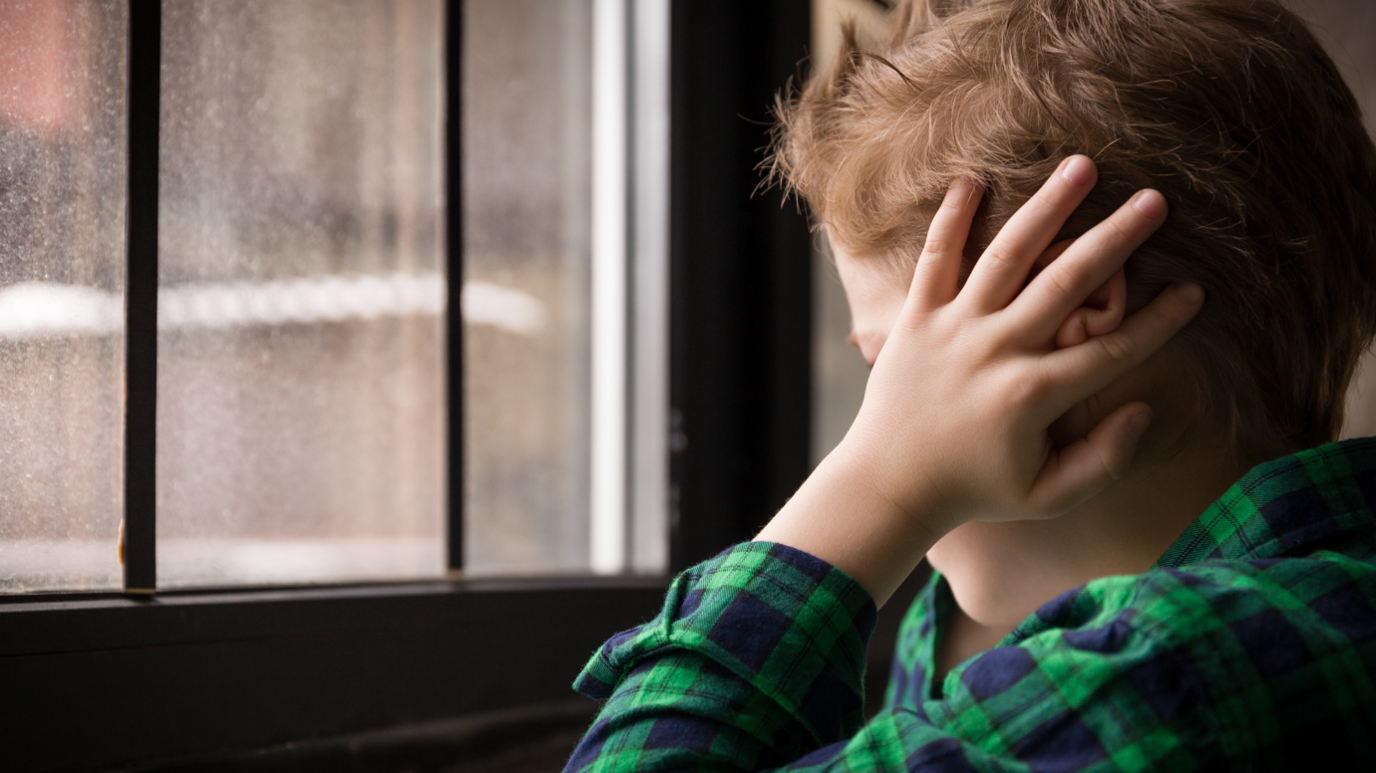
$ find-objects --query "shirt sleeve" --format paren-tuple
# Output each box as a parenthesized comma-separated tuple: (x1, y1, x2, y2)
(563, 542, 1224, 772)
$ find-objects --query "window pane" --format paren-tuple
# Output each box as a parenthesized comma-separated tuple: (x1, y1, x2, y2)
(463, 0, 594, 574)
(0, 0, 126, 593)
(157, 0, 445, 587)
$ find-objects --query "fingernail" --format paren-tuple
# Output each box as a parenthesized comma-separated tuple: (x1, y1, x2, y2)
(1178, 283, 1204, 304)
(1061, 156, 1094, 187)
(1132, 189, 1167, 220)
(1128, 410, 1153, 438)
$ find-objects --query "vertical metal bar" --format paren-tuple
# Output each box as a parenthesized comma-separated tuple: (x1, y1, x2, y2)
(629, 0, 671, 574)
(445, 0, 465, 575)
(591, 0, 630, 575)
(124, 0, 160, 594)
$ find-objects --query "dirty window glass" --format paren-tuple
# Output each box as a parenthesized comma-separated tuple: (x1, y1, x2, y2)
(0, 0, 127, 593)
(462, 0, 595, 575)
(157, 0, 445, 587)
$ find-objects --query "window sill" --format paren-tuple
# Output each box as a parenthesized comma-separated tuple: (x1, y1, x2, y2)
(3, 575, 667, 772)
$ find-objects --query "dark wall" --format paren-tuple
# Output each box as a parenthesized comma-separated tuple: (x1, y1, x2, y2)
(670, 0, 815, 571)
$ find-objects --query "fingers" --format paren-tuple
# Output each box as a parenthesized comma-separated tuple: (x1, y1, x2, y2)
(908, 178, 983, 310)
(1036, 282, 1205, 422)
(1029, 239, 1075, 274)
(961, 155, 1098, 312)
(1007, 190, 1167, 343)
(1024, 240, 1126, 348)
(1026, 402, 1153, 513)
(1055, 268, 1126, 348)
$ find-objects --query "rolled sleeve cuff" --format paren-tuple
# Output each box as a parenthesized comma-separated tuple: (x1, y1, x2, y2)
(574, 541, 878, 743)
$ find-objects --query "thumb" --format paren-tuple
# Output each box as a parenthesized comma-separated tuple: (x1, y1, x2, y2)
(1027, 402, 1153, 514)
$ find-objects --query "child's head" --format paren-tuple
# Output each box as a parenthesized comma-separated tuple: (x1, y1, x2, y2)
(772, 0, 1376, 461)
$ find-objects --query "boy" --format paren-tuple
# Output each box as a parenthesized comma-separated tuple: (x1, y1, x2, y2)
(567, 0, 1376, 769)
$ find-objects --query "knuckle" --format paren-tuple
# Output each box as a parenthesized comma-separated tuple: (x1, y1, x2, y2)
(1001, 380, 1035, 415)
(1035, 177, 1081, 213)
(1097, 446, 1126, 482)
(1036, 185, 1069, 210)
(1100, 215, 1135, 246)
(1019, 359, 1056, 402)
(937, 194, 967, 216)
(1043, 264, 1080, 299)
(1097, 333, 1135, 363)
(979, 241, 1017, 271)
(922, 235, 950, 257)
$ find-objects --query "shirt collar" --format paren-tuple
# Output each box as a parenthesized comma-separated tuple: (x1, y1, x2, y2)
(1154, 436, 1376, 568)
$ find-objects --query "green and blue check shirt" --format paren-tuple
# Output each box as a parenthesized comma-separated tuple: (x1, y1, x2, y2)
(567, 438, 1376, 770)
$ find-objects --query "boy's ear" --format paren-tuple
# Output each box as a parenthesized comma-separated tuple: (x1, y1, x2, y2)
(1057, 266, 1126, 348)
(1029, 238, 1128, 349)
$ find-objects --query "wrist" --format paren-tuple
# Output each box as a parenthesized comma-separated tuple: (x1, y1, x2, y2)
(831, 430, 968, 536)
(754, 445, 954, 606)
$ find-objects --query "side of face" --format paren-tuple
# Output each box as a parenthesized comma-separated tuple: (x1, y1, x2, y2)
(833, 244, 908, 369)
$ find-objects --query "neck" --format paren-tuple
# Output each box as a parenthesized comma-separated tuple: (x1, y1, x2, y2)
(927, 439, 1254, 634)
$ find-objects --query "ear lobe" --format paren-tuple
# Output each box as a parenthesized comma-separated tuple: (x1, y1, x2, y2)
(1055, 267, 1127, 348)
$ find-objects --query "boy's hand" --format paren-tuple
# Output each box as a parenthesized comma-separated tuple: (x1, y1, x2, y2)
(845, 155, 1202, 528)
(756, 156, 1203, 604)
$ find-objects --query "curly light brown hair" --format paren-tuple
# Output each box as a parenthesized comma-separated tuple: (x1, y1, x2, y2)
(770, 0, 1376, 460)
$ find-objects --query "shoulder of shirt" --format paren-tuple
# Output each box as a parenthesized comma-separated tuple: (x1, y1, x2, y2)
(1013, 550, 1376, 654)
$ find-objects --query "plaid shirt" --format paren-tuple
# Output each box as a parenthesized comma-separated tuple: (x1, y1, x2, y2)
(567, 438, 1376, 771)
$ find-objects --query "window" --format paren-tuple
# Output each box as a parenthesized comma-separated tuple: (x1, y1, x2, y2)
(0, 0, 126, 593)
(1, 0, 672, 592)
(3, 1, 814, 769)
(463, 0, 669, 577)
(156, 0, 447, 588)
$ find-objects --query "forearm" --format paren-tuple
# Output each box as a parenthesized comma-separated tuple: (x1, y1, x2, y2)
(753, 443, 946, 608)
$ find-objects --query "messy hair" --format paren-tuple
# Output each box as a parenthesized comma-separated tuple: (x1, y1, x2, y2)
(770, 0, 1376, 459)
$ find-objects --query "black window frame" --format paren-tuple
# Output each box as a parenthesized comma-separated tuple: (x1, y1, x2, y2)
(1, 1, 814, 769)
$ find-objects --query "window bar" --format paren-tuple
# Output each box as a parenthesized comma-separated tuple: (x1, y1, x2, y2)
(445, 0, 465, 576)
(629, 0, 672, 574)
(123, 0, 161, 594)
(591, 0, 632, 575)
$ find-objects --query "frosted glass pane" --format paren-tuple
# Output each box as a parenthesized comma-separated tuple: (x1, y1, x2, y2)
(0, 1, 126, 593)
(463, 0, 593, 574)
(158, 0, 445, 587)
